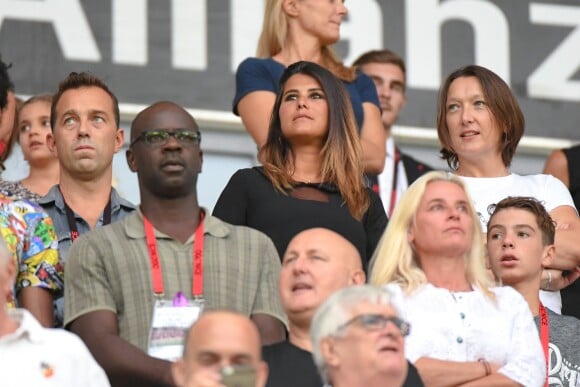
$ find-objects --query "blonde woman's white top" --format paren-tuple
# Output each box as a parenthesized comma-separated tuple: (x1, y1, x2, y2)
(386, 283, 546, 387)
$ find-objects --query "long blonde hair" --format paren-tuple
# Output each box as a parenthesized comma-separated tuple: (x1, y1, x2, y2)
(256, 0, 355, 82)
(369, 171, 494, 297)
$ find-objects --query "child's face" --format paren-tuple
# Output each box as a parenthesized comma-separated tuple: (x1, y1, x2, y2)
(486, 208, 550, 286)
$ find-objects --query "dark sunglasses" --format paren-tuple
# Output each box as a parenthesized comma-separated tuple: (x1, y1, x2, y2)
(130, 129, 201, 147)
(337, 313, 411, 336)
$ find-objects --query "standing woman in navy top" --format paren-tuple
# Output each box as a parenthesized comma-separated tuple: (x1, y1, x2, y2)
(214, 61, 387, 270)
(234, 0, 385, 175)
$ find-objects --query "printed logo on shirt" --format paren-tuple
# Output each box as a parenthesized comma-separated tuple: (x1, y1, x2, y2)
(40, 362, 54, 378)
(548, 343, 580, 386)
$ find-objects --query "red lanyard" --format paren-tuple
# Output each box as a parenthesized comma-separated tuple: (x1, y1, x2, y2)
(143, 212, 205, 297)
(389, 147, 401, 216)
(539, 303, 549, 387)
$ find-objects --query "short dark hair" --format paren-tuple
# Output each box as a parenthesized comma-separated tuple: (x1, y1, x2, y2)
(352, 49, 406, 88)
(0, 56, 14, 110)
(437, 65, 524, 170)
(487, 196, 555, 245)
(51, 72, 120, 130)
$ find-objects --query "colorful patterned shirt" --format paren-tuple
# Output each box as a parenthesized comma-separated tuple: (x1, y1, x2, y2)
(0, 180, 42, 202)
(0, 193, 62, 307)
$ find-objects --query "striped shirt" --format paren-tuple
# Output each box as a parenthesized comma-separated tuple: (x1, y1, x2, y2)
(64, 210, 286, 351)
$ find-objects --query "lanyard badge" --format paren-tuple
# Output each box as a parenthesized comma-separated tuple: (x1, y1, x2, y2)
(148, 295, 205, 361)
(144, 212, 206, 361)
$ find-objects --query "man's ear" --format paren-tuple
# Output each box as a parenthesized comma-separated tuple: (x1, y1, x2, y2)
(541, 244, 556, 269)
(114, 128, 125, 153)
(171, 359, 185, 387)
(350, 270, 366, 285)
(256, 361, 269, 387)
(126, 148, 138, 173)
(321, 337, 340, 368)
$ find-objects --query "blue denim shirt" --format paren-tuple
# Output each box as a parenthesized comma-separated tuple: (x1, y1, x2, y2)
(39, 185, 136, 327)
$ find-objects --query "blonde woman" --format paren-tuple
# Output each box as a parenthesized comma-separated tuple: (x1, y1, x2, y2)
(370, 171, 544, 386)
(234, 0, 385, 174)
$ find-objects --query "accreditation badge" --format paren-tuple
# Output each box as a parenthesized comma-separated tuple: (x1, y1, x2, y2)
(147, 292, 205, 361)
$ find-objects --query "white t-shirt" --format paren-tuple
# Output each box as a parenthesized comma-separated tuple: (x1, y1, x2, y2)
(459, 173, 576, 229)
(460, 173, 577, 314)
(0, 309, 110, 387)
(386, 283, 545, 386)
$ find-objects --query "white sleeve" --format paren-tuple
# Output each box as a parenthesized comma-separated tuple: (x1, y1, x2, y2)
(70, 335, 111, 387)
(383, 284, 421, 362)
(384, 283, 407, 319)
(497, 288, 546, 387)
(543, 174, 577, 213)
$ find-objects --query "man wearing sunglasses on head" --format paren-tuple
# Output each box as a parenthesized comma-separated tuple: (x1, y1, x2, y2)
(311, 285, 423, 387)
(39, 72, 135, 328)
(64, 101, 286, 387)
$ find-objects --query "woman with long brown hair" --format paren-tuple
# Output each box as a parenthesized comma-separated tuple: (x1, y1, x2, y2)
(234, 0, 385, 174)
(215, 61, 386, 269)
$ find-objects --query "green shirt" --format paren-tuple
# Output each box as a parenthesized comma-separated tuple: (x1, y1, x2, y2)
(64, 210, 286, 351)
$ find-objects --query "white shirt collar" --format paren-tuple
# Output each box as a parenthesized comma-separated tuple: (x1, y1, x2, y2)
(386, 136, 395, 160)
(1, 308, 45, 344)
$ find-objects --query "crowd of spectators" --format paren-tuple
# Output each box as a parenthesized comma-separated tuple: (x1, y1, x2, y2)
(1, 1, 579, 386)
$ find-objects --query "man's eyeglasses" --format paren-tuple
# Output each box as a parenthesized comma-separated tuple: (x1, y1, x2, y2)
(337, 313, 411, 336)
(130, 129, 201, 147)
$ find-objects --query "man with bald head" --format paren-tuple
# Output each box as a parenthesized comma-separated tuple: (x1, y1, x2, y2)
(263, 227, 423, 387)
(172, 311, 268, 387)
(263, 227, 364, 387)
(64, 101, 286, 387)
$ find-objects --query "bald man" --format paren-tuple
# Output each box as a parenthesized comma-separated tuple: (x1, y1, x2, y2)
(264, 227, 424, 387)
(64, 101, 285, 386)
(263, 227, 364, 387)
(172, 311, 268, 387)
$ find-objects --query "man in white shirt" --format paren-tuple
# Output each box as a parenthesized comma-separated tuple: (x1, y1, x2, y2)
(354, 50, 432, 217)
(0, 236, 110, 387)
(311, 285, 414, 387)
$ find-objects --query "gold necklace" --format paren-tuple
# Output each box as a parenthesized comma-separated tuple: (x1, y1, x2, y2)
(290, 173, 321, 184)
